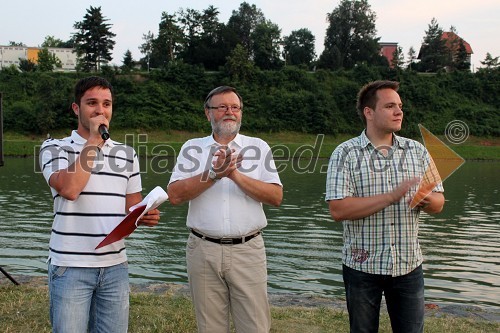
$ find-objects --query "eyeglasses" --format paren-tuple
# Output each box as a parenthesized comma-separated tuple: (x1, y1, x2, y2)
(208, 105, 242, 113)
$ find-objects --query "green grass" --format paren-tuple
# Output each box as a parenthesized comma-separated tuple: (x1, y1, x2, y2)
(2, 130, 499, 160)
(0, 284, 498, 333)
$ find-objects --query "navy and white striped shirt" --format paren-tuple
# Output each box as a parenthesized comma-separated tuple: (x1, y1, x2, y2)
(39, 130, 142, 267)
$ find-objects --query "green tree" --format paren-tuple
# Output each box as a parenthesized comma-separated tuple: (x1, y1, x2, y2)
(454, 40, 470, 71)
(150, 12, 183, 68)
(418, 18, 447, 72)
(177, 8, 203, 65)
(479, 52, 499, 71)
(37, 48, 62, 72)
(318, 0, 383, 70)
(18, 58, 37, 72)
(391, 46, 404, 70)
(41, 36, 65, 48)
(226, 2, 266, 57)
(73, 6, 116, 72)
(407, 46, 417, 70)
(195, 6, 229, 70)
(251, 20, 283, 70)
(121, 49, 134, 72)
(9, 41, 25, 46)
(139, 31, 154, 71)
(282, 28, 316, 68)
(225, 43, 255, 81)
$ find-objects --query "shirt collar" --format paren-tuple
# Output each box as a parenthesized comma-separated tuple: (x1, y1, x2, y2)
(203, 133, 242, 149)
(359, 130, 406, 150)
(70, 130, 115, 148)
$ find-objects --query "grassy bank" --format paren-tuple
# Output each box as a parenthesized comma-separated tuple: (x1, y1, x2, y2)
(2, 130, 499, 160)
(0, 283, 498, 333)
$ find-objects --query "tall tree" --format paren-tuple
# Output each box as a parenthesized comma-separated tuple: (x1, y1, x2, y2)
(225, 43, 255, 81)
(139, 31, 154, 71)
(454, 40, 471, 72)
(150, 11, 183, 68)
(251, 20, 283, 70)
(479, 52, 499, 71)
(196, 6, 229, 70)
(73, 6, 116, 72)
(177, 8, 203, 64)
(391, 46, 404, 70)
(121, 49, 134, 72)
(407, 46, 417, 70)
(37, 48, 62, 72)
(283, 28, 316, 68)
(418, 18, 447, 72)
(41, 36, 65, 48)
(226, 2, 266, 57)
(318, 0, 384, 70)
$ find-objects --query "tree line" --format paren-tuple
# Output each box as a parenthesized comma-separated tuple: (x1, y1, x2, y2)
(1, 62, 498, 139)
(8, 1, 499, 74)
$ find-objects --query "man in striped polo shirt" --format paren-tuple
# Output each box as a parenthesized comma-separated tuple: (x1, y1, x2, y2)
(39, 76, 160, 333)
(326, 80, 445, 333)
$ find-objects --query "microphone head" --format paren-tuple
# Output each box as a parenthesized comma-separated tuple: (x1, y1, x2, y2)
(98, 125, 110, 140)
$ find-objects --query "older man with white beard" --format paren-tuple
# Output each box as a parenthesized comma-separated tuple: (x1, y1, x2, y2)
(168, 86, 283, 333)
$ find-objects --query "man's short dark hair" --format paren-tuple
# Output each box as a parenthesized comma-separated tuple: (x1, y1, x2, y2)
(356, 80, 399, 125)
(74, 76, 114, 106)
(204, 86, 243, 109)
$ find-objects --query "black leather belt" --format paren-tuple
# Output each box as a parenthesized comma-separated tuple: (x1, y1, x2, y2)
(190, 229, 261, 245)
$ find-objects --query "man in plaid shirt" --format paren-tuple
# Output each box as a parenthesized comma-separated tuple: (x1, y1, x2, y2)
(326, 80, 445, 333)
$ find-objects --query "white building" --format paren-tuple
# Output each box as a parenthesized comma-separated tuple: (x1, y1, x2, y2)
(0, 45, 77, 71)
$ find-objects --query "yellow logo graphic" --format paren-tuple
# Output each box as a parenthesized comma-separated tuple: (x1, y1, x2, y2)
(410, 124, 465, 208)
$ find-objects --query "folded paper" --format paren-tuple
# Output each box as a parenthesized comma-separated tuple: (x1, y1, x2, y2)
(95, 186, 168, 249)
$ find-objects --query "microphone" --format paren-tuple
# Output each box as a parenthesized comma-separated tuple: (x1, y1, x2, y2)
(98, 124, 110, 140)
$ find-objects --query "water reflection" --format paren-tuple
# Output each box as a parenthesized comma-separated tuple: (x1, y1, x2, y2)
(0, 158, 498, 309)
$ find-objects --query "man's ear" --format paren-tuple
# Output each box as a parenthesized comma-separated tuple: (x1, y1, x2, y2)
(364, 107, 373, 121)
(72, 102, 79, 116)
(205, 108, 211, 121)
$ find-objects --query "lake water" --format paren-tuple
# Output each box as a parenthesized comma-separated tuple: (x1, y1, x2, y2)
(0, 157, 499, 310)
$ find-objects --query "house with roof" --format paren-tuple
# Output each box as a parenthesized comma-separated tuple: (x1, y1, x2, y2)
(417, 31, 473, 70)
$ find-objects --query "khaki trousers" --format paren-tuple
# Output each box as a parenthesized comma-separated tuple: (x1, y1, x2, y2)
(186, 233, 271, 333)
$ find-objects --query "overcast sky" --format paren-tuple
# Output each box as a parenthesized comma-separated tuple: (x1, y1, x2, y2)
(2, 0, 499, 71)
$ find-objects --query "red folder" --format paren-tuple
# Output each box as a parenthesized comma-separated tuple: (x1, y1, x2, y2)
(95, 205, 147, 249)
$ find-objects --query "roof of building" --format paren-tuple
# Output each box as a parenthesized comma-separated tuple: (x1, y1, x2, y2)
(441, 31, 473, 54)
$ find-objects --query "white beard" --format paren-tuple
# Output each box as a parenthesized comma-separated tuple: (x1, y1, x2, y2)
(211, 116, 241, 137)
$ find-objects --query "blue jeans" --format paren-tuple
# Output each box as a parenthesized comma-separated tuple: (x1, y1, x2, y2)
(48, 261, 130, 333)
(343, 264, 424, 333)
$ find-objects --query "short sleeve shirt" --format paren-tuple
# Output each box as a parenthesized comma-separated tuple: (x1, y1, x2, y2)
(325, 131, 444, 276)
(168, 133, 282, 237)
(39, 131, 142, 267)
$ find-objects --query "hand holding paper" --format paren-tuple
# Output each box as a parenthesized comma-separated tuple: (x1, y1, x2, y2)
(410, 181, 438, 209)
(95, 186, 168, 249)
(129, 186, 169, 227)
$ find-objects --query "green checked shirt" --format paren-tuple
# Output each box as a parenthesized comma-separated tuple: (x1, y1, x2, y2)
(325, 131, 444, 277)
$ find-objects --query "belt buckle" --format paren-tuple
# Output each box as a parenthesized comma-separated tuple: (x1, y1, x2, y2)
(220, 237, 234, 245)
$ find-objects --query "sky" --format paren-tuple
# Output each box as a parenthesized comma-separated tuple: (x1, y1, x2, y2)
(2, 0, 499, 71)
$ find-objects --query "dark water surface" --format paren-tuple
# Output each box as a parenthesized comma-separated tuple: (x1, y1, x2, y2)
(0, 157, 498, 309)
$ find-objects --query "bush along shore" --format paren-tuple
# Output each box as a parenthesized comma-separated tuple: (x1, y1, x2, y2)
(2, 130, 500, 161)
(0, 276, 499, 333)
